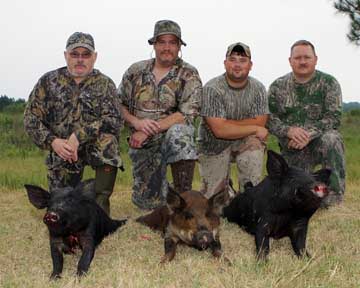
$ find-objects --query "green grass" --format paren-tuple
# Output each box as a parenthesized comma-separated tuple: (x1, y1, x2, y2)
(0, 112, 360, 287)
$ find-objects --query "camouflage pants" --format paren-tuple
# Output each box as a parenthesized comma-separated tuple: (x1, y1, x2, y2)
(199, 135, 266, 198)
(129, 124, 198, 210)
(281, 130, 345, 198)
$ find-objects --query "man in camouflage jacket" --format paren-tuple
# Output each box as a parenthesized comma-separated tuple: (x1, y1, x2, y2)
(267, 40, 345, 205)
(24, 32, 123, 215)
(118, 20, 201, 210)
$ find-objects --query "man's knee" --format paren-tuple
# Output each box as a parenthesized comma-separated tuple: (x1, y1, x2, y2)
(319, 131, 344, 149)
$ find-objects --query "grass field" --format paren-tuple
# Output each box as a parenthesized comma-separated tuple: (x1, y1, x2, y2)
(0, 112, 359, 288)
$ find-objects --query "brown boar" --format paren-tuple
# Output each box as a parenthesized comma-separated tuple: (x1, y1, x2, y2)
(136, 183, 228, 263)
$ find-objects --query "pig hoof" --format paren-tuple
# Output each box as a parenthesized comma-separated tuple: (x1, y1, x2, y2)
(160, 256, 171, 264)
(223, 256, 233, 266)
(50, 273, 61, 280)
(76, 270, 88, 277)
(212, 250, 222, 258)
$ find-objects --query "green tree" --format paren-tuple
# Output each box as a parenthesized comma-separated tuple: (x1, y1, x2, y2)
(334, 0, 360, 45)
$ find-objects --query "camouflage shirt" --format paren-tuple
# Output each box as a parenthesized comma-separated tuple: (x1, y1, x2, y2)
(267, 70, 342, 148)
(24, 67, 123, 167)
(117, 58, 202, 127)
(198, 74, 269, 155)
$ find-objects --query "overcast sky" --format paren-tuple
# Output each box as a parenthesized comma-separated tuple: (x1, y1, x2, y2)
(1, 0, 359, 102)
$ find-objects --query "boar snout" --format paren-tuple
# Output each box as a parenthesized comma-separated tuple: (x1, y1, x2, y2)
(312, 184, 328, 198)
(194, 230, 214, 250)
(43, 212, 59, 225)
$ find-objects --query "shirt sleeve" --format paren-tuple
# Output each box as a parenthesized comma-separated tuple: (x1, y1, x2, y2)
(200, 85, 227, 119)
(267, 81, 291, 138)
(178, 71, 202, 124)
(23, 76, 56, 150)
(117, 68, 133, 109)
(305, 78, 342, 139)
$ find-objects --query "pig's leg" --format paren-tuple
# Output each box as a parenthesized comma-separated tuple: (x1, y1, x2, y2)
(210, 233, 222, 258)
(161, 237, 178, 263)
(290, 219, 310, 258)
(255, 227, 270, 261)
(77, 235, 95, 276)
(49, 237, 64, 280)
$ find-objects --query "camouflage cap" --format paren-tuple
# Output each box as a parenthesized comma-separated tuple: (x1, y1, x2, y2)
(226, 42, 251, 58)
(148, 20, 186, 46)
(66, 32, 95, 52)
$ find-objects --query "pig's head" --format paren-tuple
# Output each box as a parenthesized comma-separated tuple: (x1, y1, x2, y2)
(25, 180, 95, 233)
(267, 150, 331, 210)
(166, 184, 228, 251)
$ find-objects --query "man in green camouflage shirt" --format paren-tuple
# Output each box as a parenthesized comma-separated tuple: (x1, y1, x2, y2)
(24, 32, 123, 215)
(198, 42, 269, 198)
(267, 40, 345, 205)
(118, 20, 201, 210)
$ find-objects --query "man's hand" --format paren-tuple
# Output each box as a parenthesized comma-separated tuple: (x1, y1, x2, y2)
(287, 127, 310, 149)
(128, 131, 149, 148)
(255, 126, 268, 142)
(67, 133, 80, 162)
(287, 139, 308, 150)
(51, 138, 75, 162)
(133, 118, 161, 136)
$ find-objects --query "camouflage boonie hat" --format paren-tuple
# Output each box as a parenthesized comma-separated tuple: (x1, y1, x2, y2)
(226, 42, 251, 58)
(148, 20, 186, 46)
(66, 32, 95, 52)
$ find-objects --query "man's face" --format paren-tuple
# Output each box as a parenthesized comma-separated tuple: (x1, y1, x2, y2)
(289, 45, 317, 79)
(64, 47, 97, 81)
(224, 53, 252, 83)
(153, 34, 180, 67)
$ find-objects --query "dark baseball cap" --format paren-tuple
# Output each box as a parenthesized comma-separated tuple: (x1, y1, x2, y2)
(226, 42, 251, 58)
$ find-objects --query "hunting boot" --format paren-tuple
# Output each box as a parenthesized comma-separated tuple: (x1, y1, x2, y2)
(171, 160, 196, 193)
(95, 164, 118, 215)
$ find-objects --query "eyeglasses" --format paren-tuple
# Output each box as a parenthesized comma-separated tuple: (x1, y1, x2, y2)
(69, 51, 93, 59)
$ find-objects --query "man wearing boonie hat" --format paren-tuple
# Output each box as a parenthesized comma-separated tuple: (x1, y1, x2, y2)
(198, 42, 269, 198)
(24, 32, 123, 215)
(118, 20, 202, 210)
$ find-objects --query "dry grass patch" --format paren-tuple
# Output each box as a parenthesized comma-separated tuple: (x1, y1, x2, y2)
(1, 182, 360, 288)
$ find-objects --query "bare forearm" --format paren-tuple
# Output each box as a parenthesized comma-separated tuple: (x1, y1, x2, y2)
(157, 112, 185, 132)
(226, 115, 268, 127)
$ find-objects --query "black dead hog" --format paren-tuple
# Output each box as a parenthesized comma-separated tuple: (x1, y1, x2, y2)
(25, 179, 127, 279)
(223, 150, 331, 261)
(136, 183, 228, 263)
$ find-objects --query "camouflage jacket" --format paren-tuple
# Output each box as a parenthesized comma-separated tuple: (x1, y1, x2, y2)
(267, 70, 342, 148)
(117, 58, 202, 127)
(198, 74, 268, 155)
(24, 67, 123, 167)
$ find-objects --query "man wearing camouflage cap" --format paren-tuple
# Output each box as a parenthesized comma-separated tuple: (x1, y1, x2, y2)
(118, 20, 201, 210)
(24, 32, 123, 215)
(198, 42, 269, 198)
(267, 40, 345, 206)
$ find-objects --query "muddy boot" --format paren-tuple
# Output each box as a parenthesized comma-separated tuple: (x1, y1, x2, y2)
(170, 160, 195, 193)
(95, 164, 118, 215)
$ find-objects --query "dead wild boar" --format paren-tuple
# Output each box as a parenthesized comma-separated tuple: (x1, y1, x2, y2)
(136, 184, 228, 263)
(25, 179, 127, 279)
(223, 150, 331, 261)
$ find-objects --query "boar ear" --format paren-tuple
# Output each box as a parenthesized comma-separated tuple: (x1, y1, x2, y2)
(209, 187, 229, 215)
(313, 169, 331, 185)
(24, 184, 50, 209)
(166, 186, 186, 213)
(267, 150, 289, 178)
